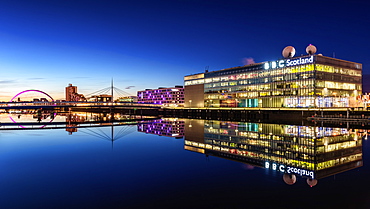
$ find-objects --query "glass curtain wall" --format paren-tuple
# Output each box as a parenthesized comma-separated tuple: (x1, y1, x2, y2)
(203, 61, 361, 108)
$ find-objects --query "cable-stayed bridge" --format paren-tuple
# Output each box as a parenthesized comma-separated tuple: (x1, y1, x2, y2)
(84, 85, 132, 99)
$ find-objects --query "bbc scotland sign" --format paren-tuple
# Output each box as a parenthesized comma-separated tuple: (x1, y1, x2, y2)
(264, 56, 314, 70)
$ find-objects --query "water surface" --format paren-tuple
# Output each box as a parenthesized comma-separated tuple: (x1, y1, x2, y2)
(1, 116, 370, 208)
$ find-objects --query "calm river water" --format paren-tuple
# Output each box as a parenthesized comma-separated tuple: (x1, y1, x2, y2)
(1, 113, 370, 209)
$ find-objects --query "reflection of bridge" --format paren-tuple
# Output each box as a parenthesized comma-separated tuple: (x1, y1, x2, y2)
(0, 117, 159, 130)
(0, 101, 162, 110)
(79, 124, 136, 142)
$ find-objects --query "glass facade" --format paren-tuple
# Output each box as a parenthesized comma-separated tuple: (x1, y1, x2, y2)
(184, 55, 362, 108)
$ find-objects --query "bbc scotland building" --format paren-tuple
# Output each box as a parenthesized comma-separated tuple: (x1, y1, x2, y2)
(184, 46, 362, 108)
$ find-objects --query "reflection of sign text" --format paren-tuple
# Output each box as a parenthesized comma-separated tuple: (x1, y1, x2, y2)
(265, 161, 314, 179)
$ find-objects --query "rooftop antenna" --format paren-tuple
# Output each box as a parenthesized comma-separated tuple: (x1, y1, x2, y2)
(333, 52, 335, 58)
(205, 66, 209, 73)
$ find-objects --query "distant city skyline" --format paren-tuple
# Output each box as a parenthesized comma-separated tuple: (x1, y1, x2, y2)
(1, 0, 369, 101)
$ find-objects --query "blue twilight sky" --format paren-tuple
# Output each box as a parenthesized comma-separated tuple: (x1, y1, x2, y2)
(0, 0, 369, 101)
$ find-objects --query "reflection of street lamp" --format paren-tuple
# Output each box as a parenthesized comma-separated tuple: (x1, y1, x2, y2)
(322, 88, 328, 107)
(332, 92, 337, 107)
(189, 100, 192, 108)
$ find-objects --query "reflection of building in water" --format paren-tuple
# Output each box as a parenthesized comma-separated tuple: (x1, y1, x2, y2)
(66, 113, 86, 134)
(184, 120, 363, 186)
(138, 118, 184, 138)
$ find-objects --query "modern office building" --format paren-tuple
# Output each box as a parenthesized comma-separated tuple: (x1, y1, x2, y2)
(184, 46, 362, 108)
(184, 119, 363, 185)
(137, 86, 184, 107)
